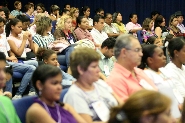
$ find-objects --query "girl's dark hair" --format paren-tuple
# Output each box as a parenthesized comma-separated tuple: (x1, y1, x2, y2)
(168, 37, 185, 58)
(129, 13, 137, 21)
(95, 8, 104, 14)
(138, 44, 157, 69)
(36, 3, 45, 12)
(5, 18, 21, 37)
(154, 15, 164, 29)
(146, 36, 157, 45)
(76, 16, 86, 28)
(79, 6, 90, 16)
(36, 48, 55, 61)
(32, 64, 62, 95)
(50, 5, 60, 13)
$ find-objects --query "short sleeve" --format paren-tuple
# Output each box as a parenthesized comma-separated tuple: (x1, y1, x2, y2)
(63, 91, 93, 116)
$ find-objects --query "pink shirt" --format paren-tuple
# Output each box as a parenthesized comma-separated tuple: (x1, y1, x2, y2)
(106, 63, 157, 101)
(7, 34, 30, 57)
(126, 22, 141, 37)
(74, 27, 94, 42)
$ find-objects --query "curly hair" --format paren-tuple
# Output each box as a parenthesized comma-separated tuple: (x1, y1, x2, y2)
(35, 16, 52, 35)
(142, 18, 153, 31)
(70, 7, 79, 18)
(56, 15, 72, 30)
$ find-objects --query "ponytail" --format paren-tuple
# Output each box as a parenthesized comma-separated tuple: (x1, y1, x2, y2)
(5, 18, 21, 37)
(36, 47, 55, 61)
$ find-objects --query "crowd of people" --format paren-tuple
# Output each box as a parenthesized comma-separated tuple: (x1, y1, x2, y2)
(0, 1, 185, 123)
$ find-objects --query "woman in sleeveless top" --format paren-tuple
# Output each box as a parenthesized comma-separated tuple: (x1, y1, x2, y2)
(26, 65, 86, 123)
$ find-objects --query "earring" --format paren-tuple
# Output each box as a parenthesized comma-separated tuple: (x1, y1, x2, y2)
(39, 90, 42, 96)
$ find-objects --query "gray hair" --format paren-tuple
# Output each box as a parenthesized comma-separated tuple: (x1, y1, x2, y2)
(114, 34, 136, 58)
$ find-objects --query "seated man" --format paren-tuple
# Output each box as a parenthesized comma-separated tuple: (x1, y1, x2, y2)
(0, 52, 21, 123)
(0, 17, 35, 99)
(90, 15, 108, 46)
(97, 37, 115, 78)
(106, 34, 157, 101)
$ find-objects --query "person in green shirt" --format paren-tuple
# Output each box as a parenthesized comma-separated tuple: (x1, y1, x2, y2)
(0, 52, 21, 123)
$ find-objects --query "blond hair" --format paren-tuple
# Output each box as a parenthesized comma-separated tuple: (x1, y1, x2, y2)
(56, 15, 72, 30)
(70, 7, 79, 18)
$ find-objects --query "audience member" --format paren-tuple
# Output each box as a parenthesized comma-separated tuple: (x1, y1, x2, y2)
(70, 7, 79, 30)
(16, 15, 30, 31)
(106, 34, 157, 101)
(146, 36, 163, 47)
(175, 11, 185, 33)
(139, 44, 181, 118)
(142, 18, 155, 42)
(108, 90, 176, 123)
(80, 6, 93, 30)
(0, 17, 36, 99)
(97, 37, 115, 77)
(26, 65, 86, 123)
(165, 37, 185, 97)
(95, 8, 104, 17)
(54, 15, 75, 67)
(151, 11, 160, 30)
(90, 15, 108, 46)
(0, 8, 5, 19)
(2, 7, 14, 21)
(64, 47, 119, 122)
(104, 13, 120, 38)
(0, 52, 21, 123)
(24, 2, 34, 24)
(6, 18, 37, 63)
(50, 5, 60, 21)
(64, 3, 71, 10)
(112, 12, 128, 34)
(10, 1, 23, 17)
(36, 48, 75, 88)
(126, 13, 142, 37)
(169, 14, 182, 36)
(74, 16, 96, 46)
(34, 3, 48, 16)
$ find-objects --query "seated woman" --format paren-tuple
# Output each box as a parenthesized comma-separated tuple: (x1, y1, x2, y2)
(70, 7, 79, 30)
(126, 13, 142, 37)
(169, 14, 183, 37)
(54, 15, 76, 67)
(146, 36, 163, 47)
(50, 5, 60, 21)
(6, 18, 38, 67)
(26, 65, 86, 123)
(142, 18, 155, 42)
(36, 48, 75, 88)
(138, 44, 181, 118)
(108, 90, 176, 123)
(10, 1, 23, 17)
(64, 47, 121, 123)
(33, 3, 49, 16)
(154, 15, 173, 41)
(74, 16, 98, 47)
(112, 12, 127, 34)
(165, 37, 185, 97)
(104, 13, 121, 38)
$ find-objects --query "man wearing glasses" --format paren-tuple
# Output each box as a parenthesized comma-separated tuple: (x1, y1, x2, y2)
(106, 34, 157, 101)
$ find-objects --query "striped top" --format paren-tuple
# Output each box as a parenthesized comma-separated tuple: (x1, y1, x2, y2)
(33, 33, 54, 48)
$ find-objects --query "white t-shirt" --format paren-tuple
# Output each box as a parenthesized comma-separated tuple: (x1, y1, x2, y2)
(144, 68, 181, 118)
(90, 28, 108, 45)
(63, 79, 117, 121)
(0, 34, 10, 57)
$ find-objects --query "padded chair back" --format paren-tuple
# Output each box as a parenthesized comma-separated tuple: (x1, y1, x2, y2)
(51, 20, 57, 34)
(13, 96, 36, 123)
(137, 30, 144, 44)
(60, 88, 69, 102)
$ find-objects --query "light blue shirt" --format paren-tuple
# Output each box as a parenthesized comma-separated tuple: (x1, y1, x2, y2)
(10, 10, 23, 17)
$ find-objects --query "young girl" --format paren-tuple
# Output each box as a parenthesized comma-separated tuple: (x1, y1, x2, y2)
(36, 48, 75, 88)
(26, 65, 86, 123)
(5, 18, 38, 67)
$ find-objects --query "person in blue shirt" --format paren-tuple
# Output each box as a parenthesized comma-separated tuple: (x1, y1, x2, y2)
(10, 1, 23, 17)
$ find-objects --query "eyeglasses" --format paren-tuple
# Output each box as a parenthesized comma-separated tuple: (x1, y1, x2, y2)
(126, 48, 143, 53)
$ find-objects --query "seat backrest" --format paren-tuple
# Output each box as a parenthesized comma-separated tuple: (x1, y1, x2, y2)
(60, 88, 69, 102)
(137, 30, 144, 44)
(13, 96, 36, 123)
